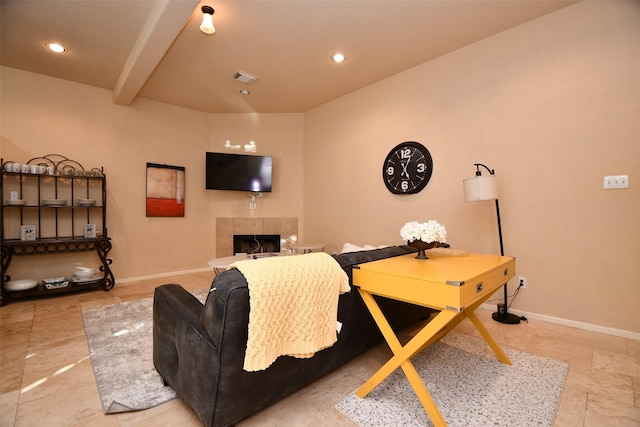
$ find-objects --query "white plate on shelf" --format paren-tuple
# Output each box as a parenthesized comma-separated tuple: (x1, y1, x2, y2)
(43, 199, 67, 206)
(72, 276, 99, 284)
(6, 199, 26, 206)
(77, 198, 96, 207)
(5, 279, 38, 291)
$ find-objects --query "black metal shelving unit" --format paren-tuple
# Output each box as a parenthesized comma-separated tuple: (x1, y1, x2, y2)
(1, 154, 114, 305)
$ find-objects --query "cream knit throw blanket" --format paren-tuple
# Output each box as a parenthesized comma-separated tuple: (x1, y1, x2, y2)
(229, 252, 350, 372)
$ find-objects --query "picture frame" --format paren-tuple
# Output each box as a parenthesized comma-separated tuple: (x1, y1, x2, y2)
(21, 225, 36, 241)
(146, 163, 185, 217)
(85, 224, 96, 238)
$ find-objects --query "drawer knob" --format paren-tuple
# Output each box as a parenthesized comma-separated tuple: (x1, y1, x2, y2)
(504, 268, 509, 276)
(476, 282, 483, 292)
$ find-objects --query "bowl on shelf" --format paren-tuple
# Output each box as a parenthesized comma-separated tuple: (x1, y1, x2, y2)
(77, 198, 96, 207)
(5, 279, 38, 292)
(43, 199, 67, 206)
(73, 268, 95, 280)
(42, 277, 69, 289)
(6, 199, 26, 206)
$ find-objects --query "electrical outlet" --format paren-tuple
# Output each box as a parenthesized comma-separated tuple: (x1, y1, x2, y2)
(249, 202, 256, 210)
(518, 276, 526, 289)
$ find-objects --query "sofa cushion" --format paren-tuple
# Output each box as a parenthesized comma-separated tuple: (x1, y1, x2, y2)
(340, 242, 367, 253)
(200, 268, 250, 347)
(340, 242, 391, 253)
(333, 245, 412, 275)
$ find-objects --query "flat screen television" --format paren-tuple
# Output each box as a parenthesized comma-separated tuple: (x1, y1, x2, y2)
(206, 152, 273, 192)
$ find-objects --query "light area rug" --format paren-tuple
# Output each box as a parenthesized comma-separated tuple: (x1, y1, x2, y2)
(81, 289, 208, 413)
(336, 333, 568, 427)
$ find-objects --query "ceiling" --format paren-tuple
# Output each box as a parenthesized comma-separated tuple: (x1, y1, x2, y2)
(1, 1, 577, 114)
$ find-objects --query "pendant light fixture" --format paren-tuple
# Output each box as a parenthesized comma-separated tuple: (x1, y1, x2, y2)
(200, 6, 215, 35)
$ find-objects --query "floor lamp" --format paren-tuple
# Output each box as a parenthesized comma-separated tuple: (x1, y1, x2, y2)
(463, 163, 521, 325)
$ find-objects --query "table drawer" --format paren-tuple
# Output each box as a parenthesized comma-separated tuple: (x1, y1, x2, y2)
(446, 257, 515, 310)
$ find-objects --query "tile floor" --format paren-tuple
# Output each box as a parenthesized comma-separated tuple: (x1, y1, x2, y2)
(1, 271, 639, 427)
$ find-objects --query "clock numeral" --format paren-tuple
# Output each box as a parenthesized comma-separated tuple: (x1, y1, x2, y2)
(401, 181, 409, 191)
(400, 148, 412, 159)
(417, 162, 426, 173)
(386, 166, 394, 176)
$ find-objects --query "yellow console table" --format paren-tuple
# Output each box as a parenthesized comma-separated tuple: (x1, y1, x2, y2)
(353, 252, 515, 426)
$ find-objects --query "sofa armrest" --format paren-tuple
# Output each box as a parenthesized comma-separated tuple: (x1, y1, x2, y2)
(153, 284, 220, 426)
(153, 284, 212, 343)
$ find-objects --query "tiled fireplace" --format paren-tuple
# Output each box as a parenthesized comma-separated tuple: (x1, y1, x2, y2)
(216, 217, 298, 257)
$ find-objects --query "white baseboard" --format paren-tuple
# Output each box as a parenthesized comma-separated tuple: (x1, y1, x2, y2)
(480, 303, 640, 341)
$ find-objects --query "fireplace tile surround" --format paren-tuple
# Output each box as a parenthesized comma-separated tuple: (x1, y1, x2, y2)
(216, 217, 298, 257)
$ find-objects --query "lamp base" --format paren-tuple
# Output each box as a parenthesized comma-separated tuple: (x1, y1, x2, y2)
(492, 310, 521, 325)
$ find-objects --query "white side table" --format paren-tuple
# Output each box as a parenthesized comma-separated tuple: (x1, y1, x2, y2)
(289, 243, 325, 254)
(208, 254, 251, 274)
(208, 252, 294, 274)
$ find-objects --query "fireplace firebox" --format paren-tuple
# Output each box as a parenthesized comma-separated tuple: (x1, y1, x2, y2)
(233, 234, 281, 254)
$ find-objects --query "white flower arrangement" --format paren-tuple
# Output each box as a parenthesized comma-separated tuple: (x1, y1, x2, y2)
(400, 220, 447, 244)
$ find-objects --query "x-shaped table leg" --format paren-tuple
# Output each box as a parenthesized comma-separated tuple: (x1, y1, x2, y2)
(355, 289, 511, 427)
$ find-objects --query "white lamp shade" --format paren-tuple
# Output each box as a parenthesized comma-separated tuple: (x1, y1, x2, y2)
(463, 175, 498, 202)
(200, 12, 215, 34)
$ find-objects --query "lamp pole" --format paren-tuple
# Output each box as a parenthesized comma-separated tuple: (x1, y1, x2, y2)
(469, 164, 520, 325)
(492, 197, 520, 324)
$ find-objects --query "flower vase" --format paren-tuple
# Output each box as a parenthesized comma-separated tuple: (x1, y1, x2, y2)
(408, 240, 438, 259)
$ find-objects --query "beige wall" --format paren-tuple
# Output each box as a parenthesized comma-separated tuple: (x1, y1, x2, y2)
(303, 1, 640, 333)
(1, 1, 638, 334)
(1, 68, 304, 281)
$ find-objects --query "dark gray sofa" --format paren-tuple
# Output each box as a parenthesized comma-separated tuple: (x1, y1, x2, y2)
(153, 245, 432, 427)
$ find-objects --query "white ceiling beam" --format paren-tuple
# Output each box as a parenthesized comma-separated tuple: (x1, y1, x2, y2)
(113, 0, 199, 106)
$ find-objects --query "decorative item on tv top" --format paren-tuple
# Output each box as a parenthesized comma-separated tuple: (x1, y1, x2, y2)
(400, 220, 447, 259)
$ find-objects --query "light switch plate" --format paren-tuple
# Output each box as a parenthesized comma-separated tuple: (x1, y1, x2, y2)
(603, 175, 629, 189)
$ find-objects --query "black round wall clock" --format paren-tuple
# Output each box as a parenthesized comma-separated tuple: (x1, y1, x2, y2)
(382, 141, 433, 194)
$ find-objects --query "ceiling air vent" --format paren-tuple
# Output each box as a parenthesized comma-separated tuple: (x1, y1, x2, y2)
(232, 71, 257, 84)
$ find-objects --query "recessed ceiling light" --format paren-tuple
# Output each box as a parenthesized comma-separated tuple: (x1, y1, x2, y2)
(332, 53, 346, 63)
(46, 43, 66, 53)
(239, 89, 251, 95)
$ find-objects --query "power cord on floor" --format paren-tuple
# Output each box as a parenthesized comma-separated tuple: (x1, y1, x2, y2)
(486, 286, 520, 305)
